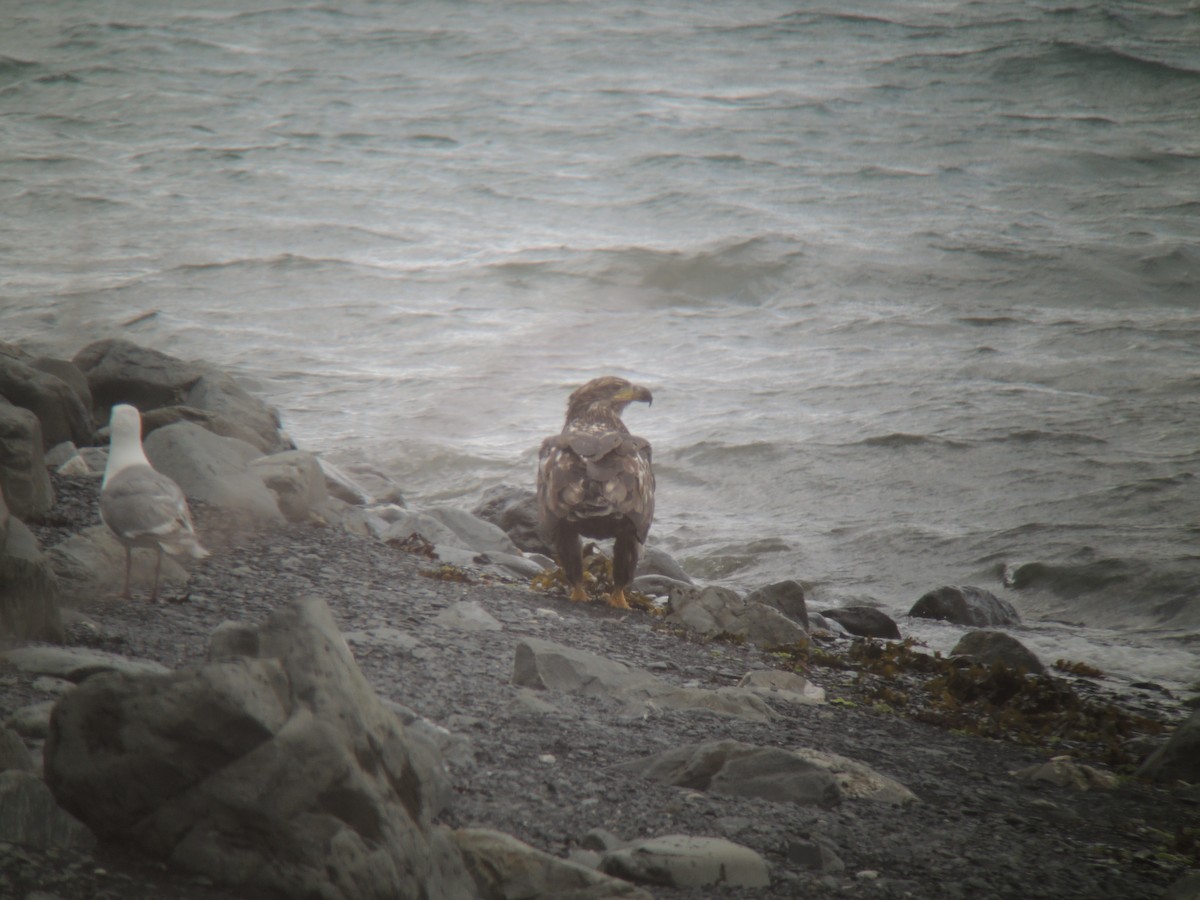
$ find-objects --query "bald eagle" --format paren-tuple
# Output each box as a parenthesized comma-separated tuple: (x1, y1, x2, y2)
(537, 376, 655, 609)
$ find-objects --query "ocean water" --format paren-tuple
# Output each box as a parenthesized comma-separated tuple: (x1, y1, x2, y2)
(3, 1, 1198, 691)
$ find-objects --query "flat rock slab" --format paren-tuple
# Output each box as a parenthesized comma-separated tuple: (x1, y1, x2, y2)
(600, 834, 770, 888)
(738, 669, 826, 705)
(453, 827, 653, 899)
(512, 638, 773, 722)
(432, 601, 503, 633)
(1, 646, 170, 681)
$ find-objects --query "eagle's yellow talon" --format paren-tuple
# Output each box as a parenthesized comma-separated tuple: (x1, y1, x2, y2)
(607, 588, 631, 610)
(568, 585, 589, 602)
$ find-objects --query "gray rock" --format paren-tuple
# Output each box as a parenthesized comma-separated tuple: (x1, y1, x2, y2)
(6, 700, 57, 739)
(143, 421, 282, 522)
(1165, 870, 1200, 900)
(632, 574, 691, 597)
(600, 834, 770, 889)
(614, 739, 843, 809)
(787, 835, 845, 874)
(512, 638, 773, 722)
(248, 449, 328, 522)
(207, 620, 261, 660)
(506, 689, 559, 716)
(378, 510, 467, 550)
(471, 484, 548, 555)
(44, 441, 81, 469)
(666, 584, 807, 646)
(0, 401, 53, 520)
(788, 748, 918, 805)
(0, 771, 95, 852)
(318, 457, 372, 506)
(424, 506, 523, 556)
(47, 524, 188, 597)
(1012, 757, 1118, 790)
(1137, 706, 1200, 784)
(1, 645, 171, 681)
(74, 337, 202, 413)
(0, 725, 36, 773)
(746, 579, 809, 631)
(0, 355, 93, 449)
(819, 605, 901, 639)
(29, 356, 93, 422)
(455, 827, 653, 899)
(74, 338, 287, 453)
(432, 601, 503, 633)
(141, 405, 273, 453)
(809, 611, 850, 637)
(0, 508, 63, 642)
(738, 669, 826, 705)
(910, 585, 1021, 627)
(636, 546, 694, 585)
(44, 595, 475, 899)
(951, 630, 1045, 674)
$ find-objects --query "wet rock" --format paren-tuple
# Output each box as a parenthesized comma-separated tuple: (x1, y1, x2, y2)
(471, 484, 548, 555)
(615, 739, 843, 809)
(910, 585, 1021, 627)
(141, 405, 273, 453)
(0, 725, 36, 773)
(0, 771, 95, 853)
(636, 546, 694, 585)
(789, 748, 918, 805)
(600, 834, 770, 889)
(44, 594, 475, 899)
(454, 827, 653, 899)
(0, 402, 53, 520)
(746, 579, 809, 630)
(1137, 706, 1200, 784)
(0, 355, 93, 450)
(512, 638, 773, 721)
(820, 605, 901, 639)
(143, 421, 282, 522)
(787, 835, 845, 873)
(738, 669, 826, 705)
(1012, 757, 1118, 791)
(951, 630, 1045, 674)
(424, 506, 523, 556)
(318, 457, 372, 506)
(432, 601, 503, 633)
(74, 338, 287, 452)
(248, 449, 328, 522)
(0, 502, 63, 642)
(666, 584, 807, 646)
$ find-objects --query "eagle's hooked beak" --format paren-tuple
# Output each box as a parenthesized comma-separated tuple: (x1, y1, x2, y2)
(616, 384, 653, 407)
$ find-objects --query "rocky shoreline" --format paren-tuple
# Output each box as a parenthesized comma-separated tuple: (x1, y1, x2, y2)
(2, 339, 1199, 899)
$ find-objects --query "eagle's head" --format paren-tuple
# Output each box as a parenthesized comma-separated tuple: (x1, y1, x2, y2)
(565, 376, 653, 424)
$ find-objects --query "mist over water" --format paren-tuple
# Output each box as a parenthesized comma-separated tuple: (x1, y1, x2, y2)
(4, 1, 1198, 689)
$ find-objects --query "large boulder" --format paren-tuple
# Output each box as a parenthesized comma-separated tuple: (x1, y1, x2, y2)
(909, 585, 1021, 627)
(951, 630, 1044, 674)
(600, 834, 770, 889)
(745, 579, 809, 631)
(248, 449, 329, 522)
(471, 484, 548, 555)
(143, 421, 282, 522)
(141, 405, 275, 453)
(73, 338, 287, 452)
(667, 584, 807, 646)
(0, 355, 93, 449)
(0, 401, 53, 521)
(44, 595, 475, 899)
(0, 490, 63, 642)
(1137, 707, 1200, 784)
(819, 605, 901, 639)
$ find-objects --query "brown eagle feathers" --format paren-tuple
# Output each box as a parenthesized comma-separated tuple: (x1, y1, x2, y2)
(536, 376, 655, 609)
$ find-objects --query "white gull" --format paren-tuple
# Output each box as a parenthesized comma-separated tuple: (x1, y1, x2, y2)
(100, 404, 209, 600)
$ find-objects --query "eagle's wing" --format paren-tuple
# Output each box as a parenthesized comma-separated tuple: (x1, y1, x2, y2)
(537, 430, 655, 542)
